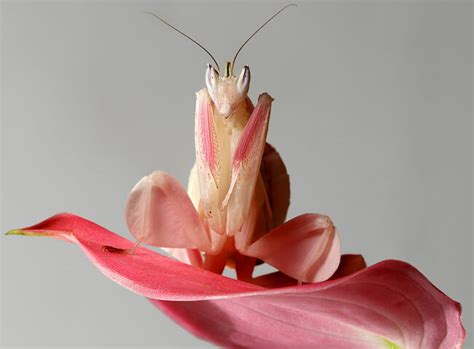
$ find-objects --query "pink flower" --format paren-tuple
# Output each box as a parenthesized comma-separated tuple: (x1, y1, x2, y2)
(7, 64, 465, 348)
(8, 213, 465, 348)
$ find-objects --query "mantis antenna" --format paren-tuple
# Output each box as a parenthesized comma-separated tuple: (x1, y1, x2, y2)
(144, 11, 221, 73)
(231, 4, 297, 75)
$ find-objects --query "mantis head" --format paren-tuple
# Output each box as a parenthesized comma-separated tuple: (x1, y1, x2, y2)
(205, 63, 250, 118)
(145, 4, 296, 118)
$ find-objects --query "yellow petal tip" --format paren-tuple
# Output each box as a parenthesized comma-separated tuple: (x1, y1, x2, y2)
(382, 338, 402, 349)
(5, 229, 49, 237)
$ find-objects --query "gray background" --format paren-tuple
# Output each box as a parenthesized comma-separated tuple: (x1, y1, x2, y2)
(1, 1, 472, 348)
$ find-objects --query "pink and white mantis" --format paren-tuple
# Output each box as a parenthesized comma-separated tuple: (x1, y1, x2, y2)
(125, 4, 340, 284)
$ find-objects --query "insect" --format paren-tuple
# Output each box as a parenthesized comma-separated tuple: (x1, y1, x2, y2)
(125, 4, 340, 284)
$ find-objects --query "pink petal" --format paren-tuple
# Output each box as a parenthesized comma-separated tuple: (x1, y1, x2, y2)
(152, 261, 465, 348)
(126, 171, 213, 253)
(9, 214, 465, 348)
(10, 213, 258, 299)
(241, 213, 341, 283)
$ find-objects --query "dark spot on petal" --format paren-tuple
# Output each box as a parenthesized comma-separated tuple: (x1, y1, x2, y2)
(102, 245, 128, 254)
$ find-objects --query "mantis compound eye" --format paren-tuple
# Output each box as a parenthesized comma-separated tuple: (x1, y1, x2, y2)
(236, 65, 250, 96)
(205, 64, 219, 96)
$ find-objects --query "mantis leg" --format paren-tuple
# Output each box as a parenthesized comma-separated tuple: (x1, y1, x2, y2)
(224, 93, 273, 237)
(239, 255, 366, 288)
(240, 213, 341, 283)
(125, 171, 213, 253)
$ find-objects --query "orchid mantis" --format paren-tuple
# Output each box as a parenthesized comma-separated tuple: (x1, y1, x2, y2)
(125, 5, 340, 284)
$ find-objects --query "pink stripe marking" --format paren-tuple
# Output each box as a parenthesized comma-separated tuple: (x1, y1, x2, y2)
(233, 94, 272, 167)
(199, 97, 218, 178)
